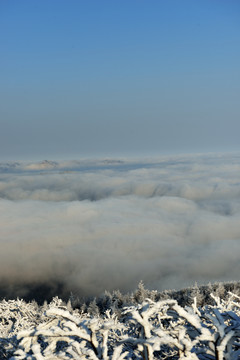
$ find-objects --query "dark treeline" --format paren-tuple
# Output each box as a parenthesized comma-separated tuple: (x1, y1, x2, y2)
(1, 280, 240, 314)
(77, 281, 240, 316)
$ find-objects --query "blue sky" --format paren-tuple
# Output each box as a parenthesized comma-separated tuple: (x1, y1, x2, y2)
(1, 0, 240, 160)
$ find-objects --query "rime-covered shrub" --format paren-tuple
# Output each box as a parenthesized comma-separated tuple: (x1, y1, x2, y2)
(0, 290, 240, 359)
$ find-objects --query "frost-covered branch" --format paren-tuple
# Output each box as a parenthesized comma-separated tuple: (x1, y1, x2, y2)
(0, 291, 240, 360)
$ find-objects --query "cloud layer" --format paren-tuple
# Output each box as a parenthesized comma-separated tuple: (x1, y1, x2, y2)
(0, 153, 240, 302)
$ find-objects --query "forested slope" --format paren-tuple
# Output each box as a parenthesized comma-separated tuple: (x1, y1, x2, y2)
(1, 282, 240, 359)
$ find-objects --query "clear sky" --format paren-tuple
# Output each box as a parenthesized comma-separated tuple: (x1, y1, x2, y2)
(1, 0, 240, 160)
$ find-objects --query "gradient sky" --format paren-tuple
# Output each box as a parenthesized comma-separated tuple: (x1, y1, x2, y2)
(1, 0, 240, 160)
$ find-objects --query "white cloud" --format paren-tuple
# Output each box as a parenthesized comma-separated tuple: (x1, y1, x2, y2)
(0, 153, 240, 301)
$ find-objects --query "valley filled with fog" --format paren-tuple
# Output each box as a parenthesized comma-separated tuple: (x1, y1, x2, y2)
(0, 152, 240, 302)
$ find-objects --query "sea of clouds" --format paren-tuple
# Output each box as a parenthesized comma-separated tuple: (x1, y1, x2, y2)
(0, 153, 240, 302)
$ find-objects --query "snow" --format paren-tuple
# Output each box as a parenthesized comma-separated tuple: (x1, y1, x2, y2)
(1, 290, 240, 359)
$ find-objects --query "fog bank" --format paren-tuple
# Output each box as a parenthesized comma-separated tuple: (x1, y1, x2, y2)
(0, 153, 240, 301)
